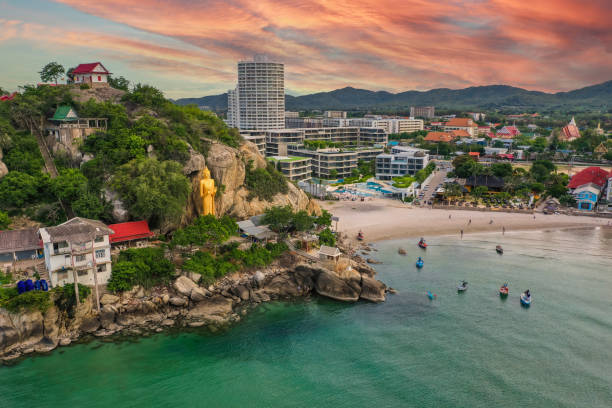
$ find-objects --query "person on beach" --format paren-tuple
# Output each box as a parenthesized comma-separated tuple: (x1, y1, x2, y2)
(502, 226, 505, 235)
(460, 229, 464, 239)
(449, 214, 452, 220)
(468, 219, 471, 225)
(489, 219, 493, 224)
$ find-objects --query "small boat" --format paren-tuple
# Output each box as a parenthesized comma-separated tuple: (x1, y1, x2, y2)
(520, 290, 532, 307)
(457, 281, 468, 292)
(398, 248, 407, 255)
(427, 291, 436, 300)
(416, 257, 424, 268)
(499, 283, 509, 297)
(418, 238, 427, 249)
(357, 231, 364, 241)
(496, 245, 503, 255)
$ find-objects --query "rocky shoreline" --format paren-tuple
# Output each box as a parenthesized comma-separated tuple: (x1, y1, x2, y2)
(0, 253, 389, 364)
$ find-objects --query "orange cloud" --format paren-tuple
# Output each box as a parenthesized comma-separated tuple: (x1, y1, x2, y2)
(29, 1, 612, 93)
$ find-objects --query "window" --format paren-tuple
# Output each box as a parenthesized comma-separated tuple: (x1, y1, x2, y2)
(98, 76, 101, 81)
(95, 249, 105, 259)
(94, 236, 104, 243)
(53, 241, 69, 252)
(77, 270, 89, 276)
(75, 254, 86, 262)
(97, 264, 107, 273)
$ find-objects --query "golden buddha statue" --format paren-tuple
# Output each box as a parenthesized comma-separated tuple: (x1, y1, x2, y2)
(199, 167, 216, 216)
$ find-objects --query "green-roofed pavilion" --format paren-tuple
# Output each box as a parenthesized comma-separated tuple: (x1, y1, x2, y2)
(51, 105, 79, 122)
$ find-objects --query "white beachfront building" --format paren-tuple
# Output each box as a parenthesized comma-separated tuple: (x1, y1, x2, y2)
(39, 218, 114, 288)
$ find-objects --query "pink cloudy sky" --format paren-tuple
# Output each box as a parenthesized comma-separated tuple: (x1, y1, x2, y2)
(1, 0, 610, 98)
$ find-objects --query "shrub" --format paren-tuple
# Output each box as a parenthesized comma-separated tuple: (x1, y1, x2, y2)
(245, 161, 288, 201)
(107, 247, 175, 292)
(318, 228, 336, 246)
(0, 211, 10, 229)
(53, 284, 91, 316)
(79, 83, 90, 90)
(0, 271, 13, 285)
(1, 289, 51, 313)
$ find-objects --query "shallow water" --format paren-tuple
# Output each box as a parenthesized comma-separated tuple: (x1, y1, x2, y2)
(2, 228, 611, 407)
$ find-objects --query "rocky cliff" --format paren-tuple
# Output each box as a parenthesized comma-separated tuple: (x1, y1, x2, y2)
(1, 255, 387, 363)
(182, 141, 320, 225)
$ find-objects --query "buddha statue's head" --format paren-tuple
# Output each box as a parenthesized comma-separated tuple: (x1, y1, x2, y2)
(203, 167, 211, 179)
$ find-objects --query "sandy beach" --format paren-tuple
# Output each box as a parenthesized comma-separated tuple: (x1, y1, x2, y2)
(320, 198, 610, 243)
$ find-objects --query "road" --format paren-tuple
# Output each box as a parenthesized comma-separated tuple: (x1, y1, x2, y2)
(420, 167, 449, 203)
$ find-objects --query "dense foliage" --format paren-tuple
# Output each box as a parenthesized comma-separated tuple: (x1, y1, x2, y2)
(245, 161, 289, 201)
(183, 242, 288, 284)
(318, 228, 336, 246)
(171, 215, 238, 249)
(262, 205, 323, 235)
(53, 283, 91, 316)
(111, 158, 191, 227)
(0, 288, 51, 313)
(107, 247, 175, 293)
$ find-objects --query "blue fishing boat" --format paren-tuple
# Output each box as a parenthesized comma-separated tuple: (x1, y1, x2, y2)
(416, 257, 424, 268)
(427, 291, 436, 300)
(520, 290, 532, 307)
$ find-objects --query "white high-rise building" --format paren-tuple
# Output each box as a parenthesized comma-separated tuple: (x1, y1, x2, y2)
(227, 88, 238, 128)
(228, 55, 285, 130)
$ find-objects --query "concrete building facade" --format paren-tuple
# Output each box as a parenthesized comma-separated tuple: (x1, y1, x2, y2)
(228, 56, 285, 130)
(375, 147, 430, 180)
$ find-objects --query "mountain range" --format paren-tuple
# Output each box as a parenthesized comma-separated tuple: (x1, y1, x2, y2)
(174, 80, 612, 112)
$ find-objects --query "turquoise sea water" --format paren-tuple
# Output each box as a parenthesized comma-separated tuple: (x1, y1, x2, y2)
(2, 227, 612, 407)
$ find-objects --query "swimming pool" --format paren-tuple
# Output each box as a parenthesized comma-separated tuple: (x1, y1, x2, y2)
(354, 182, 394, 194)
(335, 188, 373, 197)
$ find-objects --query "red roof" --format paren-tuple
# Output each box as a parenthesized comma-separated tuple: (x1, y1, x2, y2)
(0, 92, 17, 101)
(109, 221, 154, 243)
(468, 152, 480, 157)
(72, 62, 111, 74)
(568, 167, 610, 189)
(425, 131, 454, 142)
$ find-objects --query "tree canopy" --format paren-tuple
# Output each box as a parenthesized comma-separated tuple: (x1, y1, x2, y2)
(39, 62, 65, 84)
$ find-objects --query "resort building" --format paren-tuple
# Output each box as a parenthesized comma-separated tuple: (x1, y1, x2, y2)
(45, 105, 107, 145)
(228, 56, 285, 130)
(324, 111, 347, 119)
(346, 118, 424, 134)
(573, 184, 601, 211)
(375, 147, 429, 181)
(268, 156, 312, 181)
(287, 145, 358, 179)
(70, 62, 111, 86)
(240, 131, 267, 156)
(443, 118, 478, 137)
(464, 175, 505, 192)
(559, 117, 581, 141)
(265, 129, 305, 156)
(285, 111, 300, 118)
(410, 106, 435, 119)
(39, 217, 114, 288)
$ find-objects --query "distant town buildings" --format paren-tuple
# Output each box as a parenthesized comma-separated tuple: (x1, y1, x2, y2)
(496, 125, 521, 139)
(559, 117, 581, 141)
(410, 106, 435, 119)
(443, 117, 478, 137)
(227, 55, 285, 130)
(324, 111, 347, 119)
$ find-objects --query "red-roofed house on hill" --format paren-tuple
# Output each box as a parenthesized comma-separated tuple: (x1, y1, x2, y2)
(109, 221, 154, 246)
(71, 62, 111, 86)
(559, 117, 581, 141)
